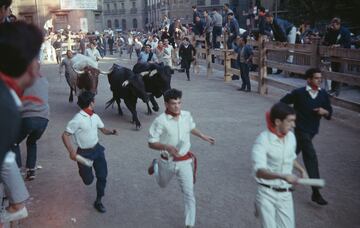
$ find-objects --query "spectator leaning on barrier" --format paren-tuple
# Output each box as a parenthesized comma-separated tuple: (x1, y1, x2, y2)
(203, 10, 213, 49)
(234, 36, 254, 92)
(0, 21, 44, 224)
(223, 3, 233, 27)
(225, 12, 240, 49)
(192, 5, 201, 25)
(211, 8, 223, 49)
(0, 0, 11, 23)
(323, 17, 351, 97)
(265, 12, 297, 64)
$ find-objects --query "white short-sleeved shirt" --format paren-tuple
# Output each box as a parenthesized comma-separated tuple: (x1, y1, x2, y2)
(65, 110, 104, 149)
(252, 130, 297, 188)
(148, 111, 196, 158)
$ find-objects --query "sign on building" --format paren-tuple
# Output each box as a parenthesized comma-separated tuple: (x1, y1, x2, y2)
(80, 18, 88, 32)
(60, 0, 98, 10)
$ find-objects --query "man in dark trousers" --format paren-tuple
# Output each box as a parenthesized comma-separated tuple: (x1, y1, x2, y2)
(234, 36, 253, 92)
(280, 68, 332, 205)
(179, 37, 196, 81)
(107, 35, 114, 55)
(62, 91, 118, 213)
(203, 10, 213, 49)
(323, 17, 351, 96)
(211, 8, 222, 49)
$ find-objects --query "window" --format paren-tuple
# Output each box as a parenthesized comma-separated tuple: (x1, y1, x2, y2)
(122, 19, 127, 30)
(121, 2, 124, 8)
(114, 3, 117, 9)
(197, 0, 205, 6)
(107, 19, 112, 28)
(132, 2, 136, 8)
(106, 4, 110, 11)
(133, 18, 137, 29)
(211, 0, 219, 5)
(115, 19, 119, 28)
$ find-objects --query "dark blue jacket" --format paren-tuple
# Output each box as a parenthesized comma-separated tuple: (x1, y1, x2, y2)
(280, 87, 333, 135)
(233, 43, 253, 63)
(269, 18, 294, 42)
(323, 26, 351, 48)
(228, 18, 239, 36)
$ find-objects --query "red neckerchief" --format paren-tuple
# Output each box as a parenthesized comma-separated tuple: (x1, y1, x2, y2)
(0, 72, 43, 104)
(83, 108, 94, 116)
(266, 112, 286, 138)
(164, 44, 169, 48)
(165, 109, 180, 118)
(308, 82, 319, 91)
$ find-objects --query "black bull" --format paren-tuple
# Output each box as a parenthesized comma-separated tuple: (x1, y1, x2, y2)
(104, 63, 172, 130)
(105, 64, 149, 130)
(132, 63, 173, 115)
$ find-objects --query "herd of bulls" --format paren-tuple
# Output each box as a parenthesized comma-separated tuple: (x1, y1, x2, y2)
(67, 54, 173, 130)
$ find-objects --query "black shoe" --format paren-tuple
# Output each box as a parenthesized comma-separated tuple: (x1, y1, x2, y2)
(94, 201, 106, 213)
(275, 70, 283, 74)
(245, 89, 251, 92)
(25, 169, 36, 181)
(237, 88, 245, 91)
(311, 193, 328, 205)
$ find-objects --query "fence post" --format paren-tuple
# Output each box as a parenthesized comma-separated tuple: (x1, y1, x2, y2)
(223, 32, 232, 81)
(310, 37, 321, 68)
(205, 37, 212, 78)
(258, 35, 267, 94)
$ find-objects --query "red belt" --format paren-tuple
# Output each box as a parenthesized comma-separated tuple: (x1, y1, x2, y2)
(161, 151, 198, 184)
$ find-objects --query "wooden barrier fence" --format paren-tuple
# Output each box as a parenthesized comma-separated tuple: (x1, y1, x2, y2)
(189, 35, 360, 112)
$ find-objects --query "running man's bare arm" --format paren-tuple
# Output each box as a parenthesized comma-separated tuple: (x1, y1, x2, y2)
(148, 142, 180, 157)
(100, 128, 118, 135)
(61, 131, 77, 161)
(191, 128, 215, 145)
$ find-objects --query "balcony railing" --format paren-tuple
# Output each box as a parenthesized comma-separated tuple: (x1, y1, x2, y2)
(130, 8, 137, 14)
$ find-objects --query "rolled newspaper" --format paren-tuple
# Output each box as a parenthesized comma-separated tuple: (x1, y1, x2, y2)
(297, 178, 325, 188)
(76, 155, 93, 167)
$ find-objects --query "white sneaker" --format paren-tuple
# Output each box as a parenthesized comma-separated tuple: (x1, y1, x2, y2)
(0, 207, 28, 223)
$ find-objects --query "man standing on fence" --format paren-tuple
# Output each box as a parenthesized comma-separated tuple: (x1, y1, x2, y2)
(280, 68, 332, 205)
(265, 13, 296, 64)
(211, 8, 222, 49)
(203, 10, 213, 49)
(147, 88, 215, 228)
(323, 17, 351, 97)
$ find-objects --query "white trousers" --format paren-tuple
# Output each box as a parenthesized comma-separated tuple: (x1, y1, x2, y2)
(154, 158, 196, 226)
(255, 186, 295, 228)
(287, 26, 297, 63)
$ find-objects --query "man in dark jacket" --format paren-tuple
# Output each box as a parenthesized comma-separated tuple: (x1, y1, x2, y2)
(225, 12, 239, 49)
(179, 37, 196, 81)
(323, 17, 351, 96)
(280, 68, 332, 206)
(234, 36, 253, 92)
(192, 5, 201, 25)
(203, 10, 213, 49)
(265, 12, 296, 63)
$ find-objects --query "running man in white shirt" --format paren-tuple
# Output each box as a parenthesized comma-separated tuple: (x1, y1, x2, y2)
(147, 89, 215, 228)
(252, 102, 308, 228)
(62, 91, 118, 213)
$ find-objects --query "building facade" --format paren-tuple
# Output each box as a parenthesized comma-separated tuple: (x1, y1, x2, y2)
(12, 0, 104, 33)
(103, 0, 147, 32)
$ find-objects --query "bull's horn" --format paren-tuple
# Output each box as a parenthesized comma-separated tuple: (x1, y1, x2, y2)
(149, 69, 158, 77)
(72, 66, 84, 74)
(99, 66, 113, 75)
(140, 71, 150, 76)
